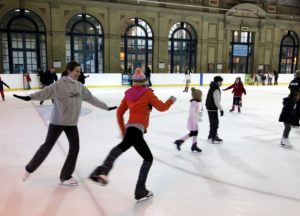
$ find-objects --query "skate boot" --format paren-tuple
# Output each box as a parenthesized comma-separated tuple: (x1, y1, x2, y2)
(281, 138, 293, 148)
(135, 161, 153, 201)
(191, 143, 202, 152)
(230, 106, 235, 112)
(174, 140, 184, 151)
(212, 137, 223, 144)
(60, 177, 78, 186)
(89, 172, 109, 186)
(23, 170, 30, 182)
(208, 133, 219, 140)
(238, 107, 241, 113)
(40, 101, 43, 105)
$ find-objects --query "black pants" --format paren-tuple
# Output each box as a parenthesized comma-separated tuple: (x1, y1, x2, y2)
(232, 97, 241, 106)
(292, 100, 300, 126)
(208, 111, 219, 138)
(26, 124, 80, 180)
(274, 77, 278, 85)
(118, 127, 153, 162)
(41, 85, 54, 104)
(283, 122, 291, 138)
(146, 75, 152, 86)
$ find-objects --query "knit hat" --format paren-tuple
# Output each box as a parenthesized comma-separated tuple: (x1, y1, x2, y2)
(132, 68, 147, 86)
(191, 87, 202, 102)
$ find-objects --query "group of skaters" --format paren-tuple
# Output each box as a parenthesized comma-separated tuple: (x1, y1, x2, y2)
(250, 70, 279, 86)
(9, 61, 300, 201)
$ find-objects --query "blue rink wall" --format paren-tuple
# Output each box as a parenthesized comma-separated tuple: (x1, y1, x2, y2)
(1, 73, 294, 91)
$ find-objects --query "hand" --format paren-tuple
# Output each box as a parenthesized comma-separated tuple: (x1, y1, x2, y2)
(244, 92, 247, 95)
(199, 112, 203, 117)
(13, 94, 31, 101)
(108, 106, 118, 111)
(8, 87, 10, 89)
(222, 89, 226, 91)
(87, 75, 90, 77)
(220, 110, 224, 117)
(168, 96, 177, 104)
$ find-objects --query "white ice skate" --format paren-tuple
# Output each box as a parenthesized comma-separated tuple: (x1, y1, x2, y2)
(23, 170, 30, 182)
(60, 177, 78, 186)
(280, 138, 293, 148)
(136, 191, 153, 202)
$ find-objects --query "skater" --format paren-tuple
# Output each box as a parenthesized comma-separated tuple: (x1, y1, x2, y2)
(183, 69, 191, 92)
(267, 72, 273, 85)
(0, 76, 10, 101)
(261, 73, 266, 86)
(40, 67, 58, 105)
(205, 76, 224, 144)
(289, 70, 300, 127)
(128, 66, 132, 87)
(273, 70, 279, 85)
(13, 61, 117, 186)
(249, 72, 254, 85)
(145, 67, 152, 87)
(174, 87, 203, 152)
(89, 68, 177, 201)
(37, 68, 44, 85)
(279, 91, 300, 148)
(254, 73, 259, 86)
(223, 77, 246, 113)
(23, 72, 32, 90)
(77, 69, 89, 85)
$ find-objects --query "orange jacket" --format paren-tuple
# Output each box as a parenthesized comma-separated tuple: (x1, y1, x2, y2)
(117, 86, 173, 135)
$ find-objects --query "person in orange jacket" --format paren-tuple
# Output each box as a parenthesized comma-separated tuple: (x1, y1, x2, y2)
(89, 68, 177, 201)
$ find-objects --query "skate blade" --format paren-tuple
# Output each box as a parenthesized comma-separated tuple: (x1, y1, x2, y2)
(136, 194, 154, 202)
(211, 141, 223, 144)
(281, 145, 293, 148)
(59, 181, 78, 186)
(88, 177, 107, 186)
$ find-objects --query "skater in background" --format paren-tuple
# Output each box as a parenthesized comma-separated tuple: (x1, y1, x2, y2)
(261, 73, 266, 86)
(23, 72, 32, 90)
(174, 87, 203, 152)
(273, 70, 279, 85)
(289, 70, 300, 127)
(89, 68, 177, 201)
(279, 91, 300, 148)
(249, 72, 254, 85)
(267, 72, 273, 85)
(77, 69, 89, 85)
(254, 73, 259, 86)
(128, 66, 133, 87)
(37, 68, 43, 86)
(145, 67, 152, 87)
(13, 61, 117, 186)
(40, 67, 58, 105)
(223, 77, 246, 113)
(0, 76, 10, 101)
(183, 69, 191, 92)
(205, 76, 224, 143)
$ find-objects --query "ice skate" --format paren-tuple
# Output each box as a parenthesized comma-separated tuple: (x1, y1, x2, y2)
(208, 133, 219, 140)
(280, 138, 293, 148)
(60, 177, 78, 186)
(229, 107, 234, 112)
(238, 107, 241, 113)
(191, 143, 202, 152)
(174, 139, 184, 151)
(88, 174, 109, 186)
(135, 190, 153, 202)
(211, 137, 223, 144)
(23, 170, 30, 182)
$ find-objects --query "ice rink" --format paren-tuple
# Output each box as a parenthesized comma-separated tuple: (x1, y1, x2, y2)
(1, 84, 300, 216)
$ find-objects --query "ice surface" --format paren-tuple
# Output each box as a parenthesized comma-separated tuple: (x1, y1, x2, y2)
(1, 85, 300, 216)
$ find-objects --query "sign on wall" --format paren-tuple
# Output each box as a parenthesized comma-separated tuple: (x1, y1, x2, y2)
(53, 61, 61, 68)
(233, 45, 248, 56)
(159, 62, 165, 68)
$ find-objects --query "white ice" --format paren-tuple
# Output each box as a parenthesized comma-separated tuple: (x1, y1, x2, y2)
(1, 85, 300, 216)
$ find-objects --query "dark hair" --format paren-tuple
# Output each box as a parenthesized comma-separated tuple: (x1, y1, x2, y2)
(66, 61, 80, 72)
(50, 67, 54, 70)
(214, 76, 223, 82)
(289, 91, 300, 98)
(61, 70, 68, 77)
(235, 77, 241, 84)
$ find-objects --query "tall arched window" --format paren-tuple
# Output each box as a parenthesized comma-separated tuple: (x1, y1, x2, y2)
(66, 14, 104, 73)
(168, 22, 197, 73)
(120, 18, 153, 73)
(1, 9, 46, 74)
(279, 31, 299, 74)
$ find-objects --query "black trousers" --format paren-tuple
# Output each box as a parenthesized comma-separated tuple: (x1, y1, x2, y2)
(146, 75, 152, 86)
(118, 127, 153, 162)
(26, 124, 80, 180)
(283, 122, 291, 138)
(274, 77, 278, 85)
(232, 97, 241, 106)
(292, 100, 300, 126)
(208, 111, 219, 138)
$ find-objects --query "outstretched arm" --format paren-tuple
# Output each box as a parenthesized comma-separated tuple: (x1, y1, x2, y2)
(148, 91, 175, 112)
(29, 82, 61, 101)
(82, 87, 109, 110)
(117, 97, 128, 135)
(223, 84, 234, 91)
(2, 81, 10, 89)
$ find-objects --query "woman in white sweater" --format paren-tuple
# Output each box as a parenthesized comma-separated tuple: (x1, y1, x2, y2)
(14, 61, 117, 186)
(183, 69, 191, 92)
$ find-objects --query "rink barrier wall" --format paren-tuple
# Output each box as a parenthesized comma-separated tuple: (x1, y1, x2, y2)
(1, 73, 294, 91)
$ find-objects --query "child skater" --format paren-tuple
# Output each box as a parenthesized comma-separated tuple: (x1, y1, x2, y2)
(0, 76, 10, 101)
(267, 72, 273, 85)
(261, 73, 266, 86)
(183, 69, 191, 92)
(223, 77, 246, 113)
(174, 87, 203, 152)
(89, 68, 177, 201)
(279, 91, 300, 148)
(254, 73, 259, 86)
(23, 72, 32, 90)
(13, 61, 117, 186)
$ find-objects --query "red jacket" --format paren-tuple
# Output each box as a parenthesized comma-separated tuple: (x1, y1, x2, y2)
(24, 74, 32, 81)
(225, 83, 246, 96)
(117, 86, 173, 135)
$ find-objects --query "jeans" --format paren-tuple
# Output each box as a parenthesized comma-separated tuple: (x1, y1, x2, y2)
(208, 111, 219, 138)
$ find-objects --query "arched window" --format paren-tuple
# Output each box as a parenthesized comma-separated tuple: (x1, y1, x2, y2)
(1, 9, 46, 74)
(279, 31, 299, 74)
(168, 22, 197, 73)
(66, 14, 104, 73)
(120, 18, 153, 73)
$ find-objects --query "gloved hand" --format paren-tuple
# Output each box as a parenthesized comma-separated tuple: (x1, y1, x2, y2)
(168, 96, 177, 104)
(13, 94, 31, 101)
(244, 92, 247, 95)
(108, 106, 118, 111)
(199, 112, 203, 117)
(220, 110, 224, 117)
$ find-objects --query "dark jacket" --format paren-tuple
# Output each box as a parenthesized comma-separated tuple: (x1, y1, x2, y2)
(0, 80, 9, 91)
(77, 72, 88, 84)
(42, 71, 58, 86)
(37, 70, 44, 82)
(205, 82, 221, 111)
(289, 77, 300, 93)
(146, 68, 151, 77)
(279, 97, 297, 123)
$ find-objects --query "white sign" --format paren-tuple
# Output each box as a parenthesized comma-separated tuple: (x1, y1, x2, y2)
(159, 62, 165, 68)
(53, 61, 61, 68)
(217, 64, 222, 69)
(259, 64, 263, 70)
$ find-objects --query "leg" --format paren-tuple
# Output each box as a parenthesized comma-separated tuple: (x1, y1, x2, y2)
(230, 98, 235, 111)
(283, 122, 291, 138)
(148, 76, 152, 86)
(60, 126, 80, 180)
(208, 111, 218, 138)
(0, 90, 4, 100)
(26, 124, 64, 173)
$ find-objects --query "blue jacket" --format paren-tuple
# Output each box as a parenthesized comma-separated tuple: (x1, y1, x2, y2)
(279, 97, 297, 123)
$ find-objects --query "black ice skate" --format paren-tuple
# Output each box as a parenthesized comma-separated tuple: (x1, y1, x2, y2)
(174, 140, 184, 151)
(88, 174, 109, 186)
(135, 190, 153, 202)
(238, 107, 241, 113)
(208, 133, 219, 140)
(230, 107, 234, 112)
(191, 143, 202, 152)
(211, 137, 223, 144)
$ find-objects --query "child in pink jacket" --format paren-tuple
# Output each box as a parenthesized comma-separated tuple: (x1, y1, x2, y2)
(174, 87, 203, 152)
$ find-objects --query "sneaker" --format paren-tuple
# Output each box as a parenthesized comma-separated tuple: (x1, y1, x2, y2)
(89, 174, 109, 186)
(23, 170, 30, 182)
(60, 177, 78, 186)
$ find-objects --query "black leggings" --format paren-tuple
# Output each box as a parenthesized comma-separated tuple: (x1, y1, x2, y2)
(233, 97, 241, 106)
(26, 124, 80, 180)
(118, 127, 153, 162)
